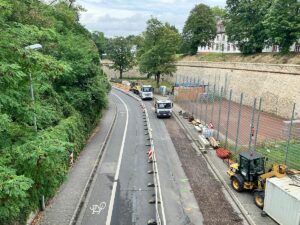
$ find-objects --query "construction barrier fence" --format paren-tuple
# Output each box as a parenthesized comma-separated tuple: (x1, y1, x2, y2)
(174, 79, 299, 170)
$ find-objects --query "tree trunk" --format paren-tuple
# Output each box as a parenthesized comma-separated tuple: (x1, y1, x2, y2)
(119, 70, 123, 79)
(156, 73, 160, 88)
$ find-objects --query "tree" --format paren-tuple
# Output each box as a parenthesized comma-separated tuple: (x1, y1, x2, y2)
(182, 4, 216, 55)
(264, 0, 300, 53)
(225, 0, 272, 54)
(139, 18, 180, 87)
(211, 6, 226, 18)
(106, 37, 135, 79)
(92, 31, 107, 58)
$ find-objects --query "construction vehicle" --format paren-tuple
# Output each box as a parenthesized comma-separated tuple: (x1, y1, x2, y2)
(227, 151, 286, 209)
(140, 84, 153, 100)
(154, 99, 173, 118)
(129, 81, 141, 95)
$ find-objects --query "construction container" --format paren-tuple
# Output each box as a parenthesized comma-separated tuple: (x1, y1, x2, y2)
(264, 176, 300, 225)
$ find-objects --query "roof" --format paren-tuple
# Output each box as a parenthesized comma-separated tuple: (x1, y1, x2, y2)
(240, 151, 264, 160)
(157, 100, 172, 103)
(267, 176, 300, 200)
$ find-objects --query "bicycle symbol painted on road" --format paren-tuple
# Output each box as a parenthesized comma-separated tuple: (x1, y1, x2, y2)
(90, 201, 106, 215)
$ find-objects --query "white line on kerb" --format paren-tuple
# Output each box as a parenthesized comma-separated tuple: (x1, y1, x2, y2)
(106, 93, 129, 225)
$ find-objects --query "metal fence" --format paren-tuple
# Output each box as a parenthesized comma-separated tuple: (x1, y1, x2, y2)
(174, 79, 300, 170)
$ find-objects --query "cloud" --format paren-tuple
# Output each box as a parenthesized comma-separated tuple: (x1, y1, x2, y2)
(77, 0, 226, 36)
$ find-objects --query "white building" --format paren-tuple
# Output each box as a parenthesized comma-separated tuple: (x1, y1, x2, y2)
(198, 17, 300, 54)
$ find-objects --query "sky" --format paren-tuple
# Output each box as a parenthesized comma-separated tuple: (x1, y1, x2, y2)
(77, 0, 226, 37)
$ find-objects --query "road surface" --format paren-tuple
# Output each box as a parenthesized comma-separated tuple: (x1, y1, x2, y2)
(76, 90, 155, 225)
(76, 89, 202, 225)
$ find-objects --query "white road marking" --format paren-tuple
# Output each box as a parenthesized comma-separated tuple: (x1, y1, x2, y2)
(90, 202, 106, 215)
(105, 93, 129, 225)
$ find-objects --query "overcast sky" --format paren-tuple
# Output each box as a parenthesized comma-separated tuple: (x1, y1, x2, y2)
(77, 0, 226, 37)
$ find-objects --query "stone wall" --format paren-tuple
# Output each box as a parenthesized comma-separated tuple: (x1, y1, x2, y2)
(102, 60, 300, 119)
(172, 61, 300, 119)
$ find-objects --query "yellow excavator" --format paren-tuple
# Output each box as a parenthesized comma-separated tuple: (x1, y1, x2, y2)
(227, 151, 286, 208)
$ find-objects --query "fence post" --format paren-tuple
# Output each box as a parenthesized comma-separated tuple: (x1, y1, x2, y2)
(225, 89, 232, 149)
(285, 103, 296, 165)
(211, 84, 216, 123)
(254, 98, 262, 149)
(200, 80, 205, 121)
(248, 98, 257, 151)
(196, 93, 199, 119)
(234, 93, 244, 154)
(217, 86, 224, 140)
(205, 82, 210, 124)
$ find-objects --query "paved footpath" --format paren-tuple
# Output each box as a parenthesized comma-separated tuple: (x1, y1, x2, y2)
(39, 95, 117, 225)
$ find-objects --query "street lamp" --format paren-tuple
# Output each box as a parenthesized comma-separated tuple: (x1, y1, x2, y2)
(25, 44, 43, 132)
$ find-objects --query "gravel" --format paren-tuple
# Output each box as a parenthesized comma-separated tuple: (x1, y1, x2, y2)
(164, 118, 243, 225)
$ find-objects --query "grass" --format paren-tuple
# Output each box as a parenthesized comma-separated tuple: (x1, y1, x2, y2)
(180, 52, 300, 64)
(256, 140, 300, 170)
(220, 139, 300, 170)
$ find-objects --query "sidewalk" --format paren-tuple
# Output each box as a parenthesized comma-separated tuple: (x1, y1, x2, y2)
(36, 98, 117, 225)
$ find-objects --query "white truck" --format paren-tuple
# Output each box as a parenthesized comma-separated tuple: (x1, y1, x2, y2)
(154, 99, 173, 118)
(140, 85, 153, 100)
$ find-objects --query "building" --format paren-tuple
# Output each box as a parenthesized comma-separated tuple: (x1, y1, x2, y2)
(198, 17, 300, 54)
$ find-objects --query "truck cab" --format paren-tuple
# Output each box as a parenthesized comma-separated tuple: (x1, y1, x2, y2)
(140, 85, 153, 100)
(154, 99, 173, 118)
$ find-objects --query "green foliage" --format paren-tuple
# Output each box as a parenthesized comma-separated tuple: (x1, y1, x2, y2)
(0, 0, 109, 223)
(263, 0, 300, 53)
(0, 166, 33, 222)
(92, 31, 107, 58)
(211, 6, 226, 18)
(106, 37, 135, 79)
(182, 4, 216, 55)
(139, 18, 180, 87)
(225, 0, 272, 54)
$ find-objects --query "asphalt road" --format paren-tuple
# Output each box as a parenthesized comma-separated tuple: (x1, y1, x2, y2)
(143, 101, 203, 225)
(76, 90, 155, 225)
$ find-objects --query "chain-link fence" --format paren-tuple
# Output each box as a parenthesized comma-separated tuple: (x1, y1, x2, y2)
(174, 77, 299, 170)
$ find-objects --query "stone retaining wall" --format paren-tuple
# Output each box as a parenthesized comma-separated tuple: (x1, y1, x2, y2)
(102, 61, 300, 119)
(172, 61, 300, 119)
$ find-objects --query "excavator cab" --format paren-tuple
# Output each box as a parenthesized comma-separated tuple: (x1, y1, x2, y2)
(239, 151, 265, 182)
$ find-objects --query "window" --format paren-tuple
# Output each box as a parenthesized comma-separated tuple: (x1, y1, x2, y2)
(223, 35, 225, 41)
(295, 45, 300, 52)
(142, 87, 152, 92)
(233, 44, 236, 51)
(216, 44, 219, 51)
(227, 44, 230, 51)
(157, 103, 172, 109)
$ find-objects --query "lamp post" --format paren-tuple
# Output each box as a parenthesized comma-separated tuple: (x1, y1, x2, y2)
(25, 44, 43, 132)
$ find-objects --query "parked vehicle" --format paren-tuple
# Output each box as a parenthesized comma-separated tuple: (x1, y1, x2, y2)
(140, 85, 153, 100)
(154, 99, 173, 118)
